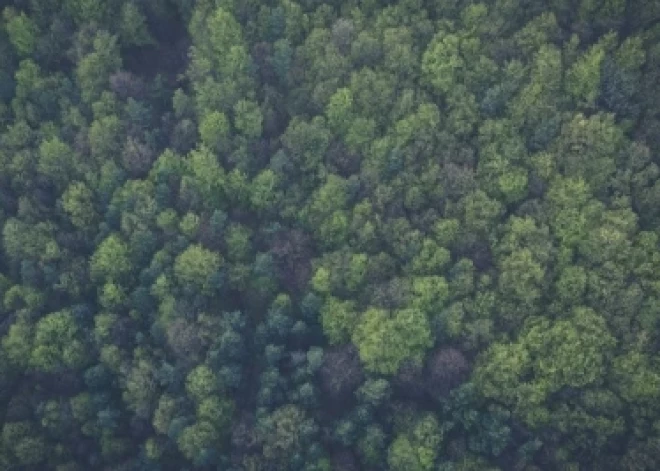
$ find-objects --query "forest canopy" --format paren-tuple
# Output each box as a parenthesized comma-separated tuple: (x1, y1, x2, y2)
(2, 0, 660, 470)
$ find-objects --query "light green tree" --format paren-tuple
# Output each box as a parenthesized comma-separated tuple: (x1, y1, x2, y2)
(3, 8, 39, 56)
(76, 32, 121, 104)
(90, 234, 131, 282)
(233, 99, 263, 139)
(199, 110, 230, 153)
(321, 296, 358, 345)
(30, 310, 87, 373)
(61, 182, 98, 230)
(353, 307, 433, 374)
(388, 414, 442, 471)
(475, 307, 616, 434)
(186, 365, 219, 402)
(177, 421, 219, 462)
(174, 244, 221, 293)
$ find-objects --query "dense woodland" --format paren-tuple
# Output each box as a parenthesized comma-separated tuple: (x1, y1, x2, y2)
(1, 0, 660, 469)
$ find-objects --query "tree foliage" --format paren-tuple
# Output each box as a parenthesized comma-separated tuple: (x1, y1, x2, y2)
(0, 0, 659, 469)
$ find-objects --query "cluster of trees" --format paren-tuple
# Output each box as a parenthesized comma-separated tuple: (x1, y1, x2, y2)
(1, 0, 660, 469)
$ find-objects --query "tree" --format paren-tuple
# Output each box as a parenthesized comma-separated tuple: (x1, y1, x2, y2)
(90, 234, 131, 283)
(409, 238, 451, 275)
(233, 99, 263, 139)
(421, 22, 496, 98)
(197, 396, 234, 433)
(38, 137, 76, 191)
(459, 190, 504, 238)
(326, 87, 354, 135)
(565, 37, 608, 108)
(388, 414, 442, 471)
(497, 248, 545, 314)
(554, 265, 588, 305)
(177, 421, 220, 463)
(611, 351, 660, 417)
(474, 306, 617, 448)
(320, 297, 358, 345)
(89, 115, 123, 162)
(425, 347, 470, 398)
(358, 425, 387, 467)
(76, 32, 121, 104)
(259, 405, 317, 468)
(123, 358, 158, 419)
(352, 307, 433, 375)
(188, 5, 254, 112)
(545, 176, 603, 250)
(122, 137, 155, 177)
(118, 3, 153, 47)
(186, 365, 219, 402)
(152, 394, 176, 435)
(30, 310, 87, 373)
(174, 244, 222, 294)
(250, 169, 282, 214)
(509, 44, 562, 149)
(410, 276, 450, 317)
(3, 9, 38, 56)
(199, 110, 230, 153)
(2, 319, 33, 369)
(422, 30, 463, 95)
(165, 318, 204, 365)
(281, 117, 330, 176)
(3, 218, 59, 264)
(553, 113, 623, 193)
(225, 224, 252, 262)
(319, 345, 364, 401)
(61, 182, 98, 230)
(1, 421, 47, 466)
